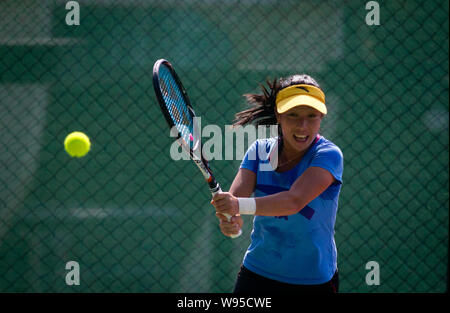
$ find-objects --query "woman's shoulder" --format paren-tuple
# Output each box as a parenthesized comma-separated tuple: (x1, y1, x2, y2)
(245, 137, 278, 164)
(250, 137, 278, 151)
(315, 136, 343, 158)
(255, 136, 278, 146)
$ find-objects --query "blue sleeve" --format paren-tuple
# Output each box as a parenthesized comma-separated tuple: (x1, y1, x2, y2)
(240, 140, 259, 173)
(310, 145, 343, 184)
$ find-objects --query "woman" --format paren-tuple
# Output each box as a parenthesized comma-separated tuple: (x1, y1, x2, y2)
(211, 74, 343, 293)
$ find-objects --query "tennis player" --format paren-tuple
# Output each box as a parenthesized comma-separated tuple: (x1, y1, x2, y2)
(211, 74, 343, 293)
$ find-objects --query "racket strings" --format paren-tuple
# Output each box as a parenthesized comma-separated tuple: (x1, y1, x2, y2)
(159, 66, 193, 143)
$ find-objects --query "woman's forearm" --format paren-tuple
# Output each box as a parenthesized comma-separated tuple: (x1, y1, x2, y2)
(254, 191, 303, 216)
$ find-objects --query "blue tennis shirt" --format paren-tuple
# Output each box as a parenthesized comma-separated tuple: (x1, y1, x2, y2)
(240, 135, 343, 285)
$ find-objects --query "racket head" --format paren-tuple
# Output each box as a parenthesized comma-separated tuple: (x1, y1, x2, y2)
(153, 59, 215, 184)
(153, 59, 200, 152)
(152, 59, 242, 239)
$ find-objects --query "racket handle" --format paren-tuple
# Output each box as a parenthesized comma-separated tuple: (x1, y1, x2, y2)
(222, 213, 242, 238)
(212, 187, 242, 239)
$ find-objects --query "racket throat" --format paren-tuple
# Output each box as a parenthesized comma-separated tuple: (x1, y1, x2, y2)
(192, 158, 220, 193)
(209, 182, 221, 194)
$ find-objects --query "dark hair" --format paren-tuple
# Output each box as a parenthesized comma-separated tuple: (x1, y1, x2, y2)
(233, 74, 321, 127)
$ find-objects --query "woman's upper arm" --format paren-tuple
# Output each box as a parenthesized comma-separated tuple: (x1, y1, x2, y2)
(288, 166, 335, 209)
(229, 168, 256, 197)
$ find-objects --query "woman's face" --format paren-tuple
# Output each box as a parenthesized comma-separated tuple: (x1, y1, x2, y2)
(277, 106, 323, 155)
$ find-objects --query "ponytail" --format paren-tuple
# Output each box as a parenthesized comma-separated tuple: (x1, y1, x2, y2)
(233, 74, 321, 127)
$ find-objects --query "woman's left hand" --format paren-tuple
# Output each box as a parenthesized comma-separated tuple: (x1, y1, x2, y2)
(211, 192, 239, 217)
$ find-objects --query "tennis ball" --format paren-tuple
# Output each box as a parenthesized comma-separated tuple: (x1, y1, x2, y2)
(64, 131, 91, 158)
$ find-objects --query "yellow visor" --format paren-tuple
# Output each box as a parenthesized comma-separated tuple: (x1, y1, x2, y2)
(276, 84, 327, 114)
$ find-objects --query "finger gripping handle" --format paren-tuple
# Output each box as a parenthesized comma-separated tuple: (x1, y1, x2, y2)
(212, 187, 242, 239)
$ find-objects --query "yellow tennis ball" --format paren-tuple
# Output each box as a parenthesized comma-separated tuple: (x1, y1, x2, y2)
(64, 132, 91, 158)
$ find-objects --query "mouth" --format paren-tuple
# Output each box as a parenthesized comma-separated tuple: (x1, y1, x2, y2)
(293, 134, 309, 143)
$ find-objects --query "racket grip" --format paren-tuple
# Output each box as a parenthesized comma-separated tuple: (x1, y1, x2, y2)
(222, 213, 242, 238)
(212, 187, 242, 239)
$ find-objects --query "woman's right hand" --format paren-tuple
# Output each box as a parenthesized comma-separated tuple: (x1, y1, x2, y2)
(215, 213, 243, 238)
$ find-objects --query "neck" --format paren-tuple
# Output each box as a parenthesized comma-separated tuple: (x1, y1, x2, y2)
(280, 148, 304, 164)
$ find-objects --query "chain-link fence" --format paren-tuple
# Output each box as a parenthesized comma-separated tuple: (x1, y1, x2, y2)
(0, 0, 448, 293)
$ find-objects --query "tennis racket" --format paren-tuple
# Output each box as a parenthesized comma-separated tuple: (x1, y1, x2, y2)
(152, 59, 242, 238)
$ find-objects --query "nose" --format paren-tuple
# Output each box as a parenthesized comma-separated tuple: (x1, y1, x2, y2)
(297, 118, 307, 128)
